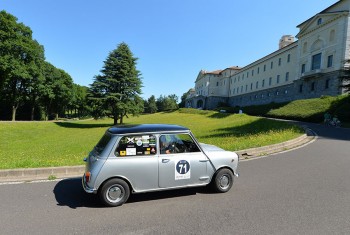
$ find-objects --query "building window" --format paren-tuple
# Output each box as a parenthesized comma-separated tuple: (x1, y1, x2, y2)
(287, 54, 291, 62)
(251, 83, 253, 90)
(216, 82, 219, 86)
(269, 77, 272, 86)
(276, 90, 279, 96)
(285, 72, 289, 81)
(247, 72, 249, 78)
(277, 75, 280, 84)
(242, 74, 244, 79)
(299, 84, 303, 93)
(317, 18, 322, 25)
(241, 86, 243, 93)
(312, 53, 322, 70)
(264, 65, 266, 71)
(262, 79, 265, 87)
(257, 67, 260, 74)
(256, 81, 259, 89)
(271, 61, 273, 69)
(245, 85, 248, 91)
(327, 55, 333, 68)
(284, 90, 288, 94)
(325, 79, 330, 89)
(252, 70, 254, 76)
(311, 82, 316, 91)
(301, 64, 306, 74)
(278, 58, 281, 66)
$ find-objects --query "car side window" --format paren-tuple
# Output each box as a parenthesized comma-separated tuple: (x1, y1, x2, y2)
(159, 134, 200, 154)
(115, 135, 157, 157)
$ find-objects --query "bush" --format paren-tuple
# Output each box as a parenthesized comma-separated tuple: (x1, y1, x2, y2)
(242, 95, 350, 123)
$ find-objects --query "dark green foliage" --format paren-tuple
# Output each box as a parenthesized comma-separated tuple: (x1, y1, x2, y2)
(156, 94, 178, 112)
(0, 11, 78, 121)
(144, 95, 157, 113)
(89, 42, 143, 125)
(339, 60, 350, 93)
(237, 95, 350, 123)
(0, 10, 46, 120)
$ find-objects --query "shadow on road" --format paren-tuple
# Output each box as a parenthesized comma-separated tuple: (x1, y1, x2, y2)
(296, 121, 350, 141)
(53, 177, 101, 209)
(53, 178, 210, 209)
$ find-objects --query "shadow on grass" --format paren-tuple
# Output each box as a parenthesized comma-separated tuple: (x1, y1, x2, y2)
(54, 122, 113, 129)
(200, 118, 301, 139)
(207, 112, 233, 119)
(53, 178, 211, 209)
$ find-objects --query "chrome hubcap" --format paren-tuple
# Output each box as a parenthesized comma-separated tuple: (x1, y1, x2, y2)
(107, 185, 124, 202)
(219, 175, 230, 189)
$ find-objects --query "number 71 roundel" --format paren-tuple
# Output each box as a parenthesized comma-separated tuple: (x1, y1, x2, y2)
(175, 160, 191, 180)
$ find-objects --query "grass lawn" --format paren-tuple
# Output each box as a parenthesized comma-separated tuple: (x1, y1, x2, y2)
(0, 109, 304, 169)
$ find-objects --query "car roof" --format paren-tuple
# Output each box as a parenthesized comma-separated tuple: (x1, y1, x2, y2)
(107, 124, 190, 135)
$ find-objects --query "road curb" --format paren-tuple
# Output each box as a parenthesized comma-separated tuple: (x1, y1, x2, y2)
(0, 165, 85, 183)
(0, 129, 316, 183)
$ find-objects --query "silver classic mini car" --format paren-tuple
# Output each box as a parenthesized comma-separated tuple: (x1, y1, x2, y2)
(82, 124, 239, 207)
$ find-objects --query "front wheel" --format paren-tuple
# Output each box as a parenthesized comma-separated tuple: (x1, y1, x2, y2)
(211, 169, 234, 193)
(99, 178, 130, 207)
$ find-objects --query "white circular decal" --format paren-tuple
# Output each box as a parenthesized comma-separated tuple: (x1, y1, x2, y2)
(175, 160, 191, 180)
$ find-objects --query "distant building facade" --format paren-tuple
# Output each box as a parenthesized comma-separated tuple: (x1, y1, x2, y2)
(186, 0, 349, 109)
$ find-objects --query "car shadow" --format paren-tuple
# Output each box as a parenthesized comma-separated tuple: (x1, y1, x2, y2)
(53, 178, 211, 209)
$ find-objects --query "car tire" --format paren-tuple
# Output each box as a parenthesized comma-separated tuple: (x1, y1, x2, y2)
(211, 168, 234, 193)
(99, 178, 130, 207)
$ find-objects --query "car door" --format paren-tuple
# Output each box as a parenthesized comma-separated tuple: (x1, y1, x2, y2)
(158, 133, 210, 188)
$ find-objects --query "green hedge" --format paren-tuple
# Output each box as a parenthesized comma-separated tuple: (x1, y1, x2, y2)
(217, 95, 350, 123)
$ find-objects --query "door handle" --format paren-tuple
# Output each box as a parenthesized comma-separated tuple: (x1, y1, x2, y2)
(199, 159, 209, 162)
(162, 159, 170, 163)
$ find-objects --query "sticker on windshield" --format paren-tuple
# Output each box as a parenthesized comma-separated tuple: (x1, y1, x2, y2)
(175, 160, 190, 180)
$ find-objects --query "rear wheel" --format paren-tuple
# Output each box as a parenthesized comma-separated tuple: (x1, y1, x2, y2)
(211, 168, 234, 193)
(99, 178, 130, 207)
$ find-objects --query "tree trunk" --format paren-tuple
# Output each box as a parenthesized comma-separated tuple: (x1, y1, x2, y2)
(113, 114, 118, 125)
(55, 113, 58, 120)
(31, 106, 35, 121)
(11, 106, 17, 121)
(120, 114, 123, 124)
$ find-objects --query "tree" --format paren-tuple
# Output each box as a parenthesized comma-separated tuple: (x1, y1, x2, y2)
(0, 10, 45, 121)
(179, 89, 193, 108)
(89, 42, 142, 125)
(145, 95, 157, 113)
(156, 94, 178, 112)
(339, 59, 350, 93)
(68, 84, 89, 118)
(40, 62, 73, 120)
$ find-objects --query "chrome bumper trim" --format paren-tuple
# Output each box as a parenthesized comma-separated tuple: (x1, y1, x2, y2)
(82, 175, 96, 194)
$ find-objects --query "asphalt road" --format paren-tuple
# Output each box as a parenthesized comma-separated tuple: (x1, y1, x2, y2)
(0, 122, 349, 235)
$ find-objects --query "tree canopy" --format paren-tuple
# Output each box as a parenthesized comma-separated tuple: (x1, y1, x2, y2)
(339, 59, 350, 93)
(89, 42, 143, 124)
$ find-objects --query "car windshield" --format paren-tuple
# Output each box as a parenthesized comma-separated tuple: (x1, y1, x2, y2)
(94, 133, 111, 155)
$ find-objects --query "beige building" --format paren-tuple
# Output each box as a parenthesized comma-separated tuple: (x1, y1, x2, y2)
(187, 0, 348, 109)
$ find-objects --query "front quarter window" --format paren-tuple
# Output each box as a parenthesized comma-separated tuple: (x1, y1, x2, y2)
(160, 134, 201, 154)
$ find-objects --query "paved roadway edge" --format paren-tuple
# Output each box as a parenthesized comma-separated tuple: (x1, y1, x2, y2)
(0, 128, 316, 183)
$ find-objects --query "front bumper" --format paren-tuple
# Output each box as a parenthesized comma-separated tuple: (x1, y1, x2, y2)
(82, 174, 97, 194)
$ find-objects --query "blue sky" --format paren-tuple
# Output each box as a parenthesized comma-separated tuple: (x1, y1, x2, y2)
(1, 0, 337, 100)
